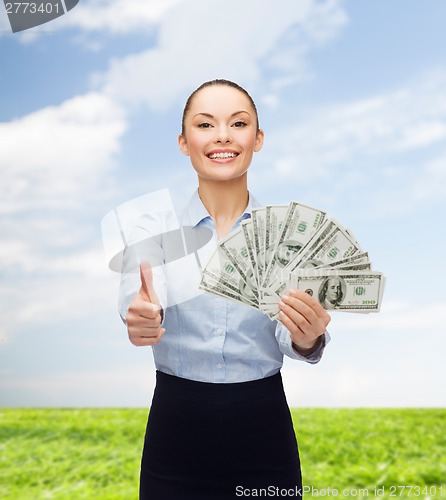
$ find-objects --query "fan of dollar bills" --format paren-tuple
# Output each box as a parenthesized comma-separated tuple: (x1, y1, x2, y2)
(199, 202, 385, 318)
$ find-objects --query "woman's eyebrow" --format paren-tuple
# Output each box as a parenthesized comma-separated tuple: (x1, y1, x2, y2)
(193, 110, 251, 118)
(231, 110, 250, 117)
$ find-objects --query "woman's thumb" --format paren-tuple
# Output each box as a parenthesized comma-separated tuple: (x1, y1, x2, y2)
(139, 260, 157, 303)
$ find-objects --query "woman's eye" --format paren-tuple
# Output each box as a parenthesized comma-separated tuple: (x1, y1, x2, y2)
(198, 122, 212, 128)
(233, 121, 247, 127)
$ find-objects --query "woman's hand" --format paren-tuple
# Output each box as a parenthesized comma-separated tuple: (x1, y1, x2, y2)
(278, 289, 331, 356)
(126, 261, 165, 347)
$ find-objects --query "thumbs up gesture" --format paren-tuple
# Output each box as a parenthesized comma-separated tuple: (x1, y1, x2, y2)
(126, 261, 165, 346)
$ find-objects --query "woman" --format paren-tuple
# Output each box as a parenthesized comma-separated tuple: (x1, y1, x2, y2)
(121, 79, 331, 499)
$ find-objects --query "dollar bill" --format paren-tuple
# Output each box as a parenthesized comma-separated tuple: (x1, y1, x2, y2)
(260, 252, 371, 315)
(262, 202, 326, 289)
(262, 218, 357, 303)
(264, 269, 385, 318)
(317, 251, 370, 269)
(199, 272, 258, 308)
(344, 227, 360, 247)
(292, 269, 385, 312)
(335, 263, 372, 271)
(200, 201, 385, 317)
(264, 204, 289, 272)
(200, 246, 258, 306)
(241, 219, 259, 287)
(251, 208, 266, 284)
(219, 226, 257, 289)
(290, 218, 361, 272)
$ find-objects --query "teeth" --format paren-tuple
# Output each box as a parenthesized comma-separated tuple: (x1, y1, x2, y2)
(209, 152, 238, 159)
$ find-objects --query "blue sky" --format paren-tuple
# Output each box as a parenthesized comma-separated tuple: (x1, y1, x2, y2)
(1, 0, 445, 407)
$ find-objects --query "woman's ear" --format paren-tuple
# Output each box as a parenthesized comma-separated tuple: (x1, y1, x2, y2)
(178, 134, 190, 156)
(254, 129, 265, 153)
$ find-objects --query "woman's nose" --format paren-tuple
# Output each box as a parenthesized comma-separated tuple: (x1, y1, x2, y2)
(215, 126, 231, 143)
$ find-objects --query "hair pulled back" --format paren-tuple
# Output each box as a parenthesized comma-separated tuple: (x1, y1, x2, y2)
(181, 79, 260, 136)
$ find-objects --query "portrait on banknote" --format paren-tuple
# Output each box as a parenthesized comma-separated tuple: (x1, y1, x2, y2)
(275, 240, 302, 267)
(318, 277, 346, 310)
(239, 270, 258, 303)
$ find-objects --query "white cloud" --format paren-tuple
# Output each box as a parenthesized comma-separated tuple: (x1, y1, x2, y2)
(60, 0, 184, 33)
(0, 92, 126, 213)
(0, 243, 121, 333)
(331, 300, 446, 333)
(1, 0, 185, 39)
(280, 298, 446, 407)
(0, 327, 7, 345)
(0, 9, 11, 33)
(282, 361, 446, 407)
(2, 242, 108, 279)
(97, 0, 347, 110)
(253, 69, 446, 214)
(268, 76, 446, 177)
(0, 88, 129, 343)
(394, 120, 446, 150)
(0, 94, 128, 332)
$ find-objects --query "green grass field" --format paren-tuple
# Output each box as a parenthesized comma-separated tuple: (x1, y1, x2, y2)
(1, 408, 445, 499)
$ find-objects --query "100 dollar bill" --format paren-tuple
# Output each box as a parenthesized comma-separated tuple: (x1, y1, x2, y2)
(262, 202, 326, 288)
(275, 269, 385, 314)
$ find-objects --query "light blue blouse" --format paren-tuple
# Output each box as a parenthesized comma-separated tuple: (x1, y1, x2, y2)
(119, 190, 328, 383)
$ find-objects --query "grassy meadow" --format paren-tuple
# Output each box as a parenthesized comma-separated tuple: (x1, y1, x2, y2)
(1, 408, 445, 499)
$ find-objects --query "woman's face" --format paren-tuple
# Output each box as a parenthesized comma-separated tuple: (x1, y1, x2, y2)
(178, 85, 264, 183)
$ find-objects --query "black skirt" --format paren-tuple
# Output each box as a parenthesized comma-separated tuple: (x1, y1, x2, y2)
(140, 371, 302, 499)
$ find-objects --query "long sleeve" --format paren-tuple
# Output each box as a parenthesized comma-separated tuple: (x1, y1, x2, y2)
(274, 321, 330, 364)
(116, 189, 331, 382)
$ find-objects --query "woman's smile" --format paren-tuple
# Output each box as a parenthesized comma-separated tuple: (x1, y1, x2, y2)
(206, 148, 240, 163)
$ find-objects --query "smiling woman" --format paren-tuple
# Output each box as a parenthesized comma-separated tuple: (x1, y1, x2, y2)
(178, 81, 264, 223)
(119, 79, 331, 499)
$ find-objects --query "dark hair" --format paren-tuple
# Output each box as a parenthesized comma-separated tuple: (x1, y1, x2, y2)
(181, 79, 260, 135)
